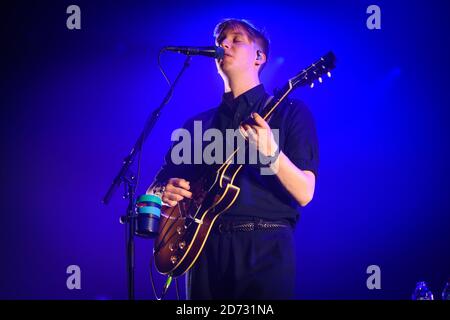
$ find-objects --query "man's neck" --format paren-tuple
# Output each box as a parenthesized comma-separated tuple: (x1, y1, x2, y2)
(224, 73, 261, 99)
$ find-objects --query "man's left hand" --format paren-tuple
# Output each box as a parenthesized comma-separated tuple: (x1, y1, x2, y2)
(239, 112, 278, 157)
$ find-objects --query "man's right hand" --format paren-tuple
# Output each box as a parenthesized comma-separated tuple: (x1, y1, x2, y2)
(162, 178, 192, 207)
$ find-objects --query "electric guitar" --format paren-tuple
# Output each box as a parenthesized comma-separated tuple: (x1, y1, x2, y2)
(154, 51, 336, 277)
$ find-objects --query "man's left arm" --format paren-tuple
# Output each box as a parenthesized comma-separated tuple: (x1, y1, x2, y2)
(270, 152, 315, 207)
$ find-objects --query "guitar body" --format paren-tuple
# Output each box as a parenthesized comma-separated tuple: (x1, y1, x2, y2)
(153, 51, 336, 278)
(154, 162, 243, 277)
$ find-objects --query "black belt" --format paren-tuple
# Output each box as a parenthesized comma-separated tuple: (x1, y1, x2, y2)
(214, 218, 291, 233)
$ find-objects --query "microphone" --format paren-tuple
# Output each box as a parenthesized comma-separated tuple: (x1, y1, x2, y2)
(162, 45, 224, 59)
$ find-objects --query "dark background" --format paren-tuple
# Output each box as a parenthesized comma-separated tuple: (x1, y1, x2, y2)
(1, 0, 449, 299)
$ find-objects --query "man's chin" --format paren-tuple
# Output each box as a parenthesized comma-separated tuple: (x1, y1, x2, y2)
(218, 64, 233, 76)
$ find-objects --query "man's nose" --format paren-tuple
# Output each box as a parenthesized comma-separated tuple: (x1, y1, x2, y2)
(221, 40, 231, 49)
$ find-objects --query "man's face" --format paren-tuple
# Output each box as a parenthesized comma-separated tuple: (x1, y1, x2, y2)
(216, 26, 260, 79)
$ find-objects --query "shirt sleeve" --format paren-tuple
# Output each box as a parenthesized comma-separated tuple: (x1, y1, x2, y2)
(151, 116, 206, 185)
(282, 100, 320, 179)
(152, 142, 191, 184)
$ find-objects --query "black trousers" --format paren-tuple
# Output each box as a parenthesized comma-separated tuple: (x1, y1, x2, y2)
(186, 218, 296, 300)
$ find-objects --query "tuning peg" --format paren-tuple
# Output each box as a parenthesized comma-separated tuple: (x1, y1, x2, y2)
(327, 71, 332, 78)
(318, 77, 323, 83)
(310, 82, 314, 88)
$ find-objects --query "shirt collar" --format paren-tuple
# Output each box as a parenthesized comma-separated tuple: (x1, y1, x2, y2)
(220, 84, 266, 115)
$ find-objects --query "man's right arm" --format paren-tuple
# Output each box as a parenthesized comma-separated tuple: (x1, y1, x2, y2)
(146, 120, 198, 205)
(146, 108, 214, 205)
(145, 142, 193, 206)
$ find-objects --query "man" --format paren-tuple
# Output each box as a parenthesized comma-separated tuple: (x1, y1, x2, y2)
(148, 18, 319, 299)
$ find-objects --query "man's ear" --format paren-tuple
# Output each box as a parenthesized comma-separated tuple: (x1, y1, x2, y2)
(255, 50, 266, 66)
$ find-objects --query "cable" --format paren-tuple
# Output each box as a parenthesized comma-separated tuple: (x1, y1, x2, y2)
(146, 49, 191, 300)
(149, 253, 173, 300)
(148, 252, 160, 299)
(158, 48, 172, 87)
(135, 49, 171, 189)
(135, 145, 143, 192)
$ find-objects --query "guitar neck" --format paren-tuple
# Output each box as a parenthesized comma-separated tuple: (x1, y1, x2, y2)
(260, 51, 336, 122)
(261, 82, 293, 122)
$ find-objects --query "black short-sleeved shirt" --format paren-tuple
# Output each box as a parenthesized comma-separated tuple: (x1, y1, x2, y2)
(154, 84, 319, 224)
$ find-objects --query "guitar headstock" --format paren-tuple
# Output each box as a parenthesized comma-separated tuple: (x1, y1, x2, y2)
(288, 51, 336, 89)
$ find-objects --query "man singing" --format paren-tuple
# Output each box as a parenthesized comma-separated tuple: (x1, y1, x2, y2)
(148, 18, 319, 299)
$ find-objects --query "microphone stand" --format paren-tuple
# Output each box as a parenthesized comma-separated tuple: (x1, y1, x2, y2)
(102, 55, 192, 300)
